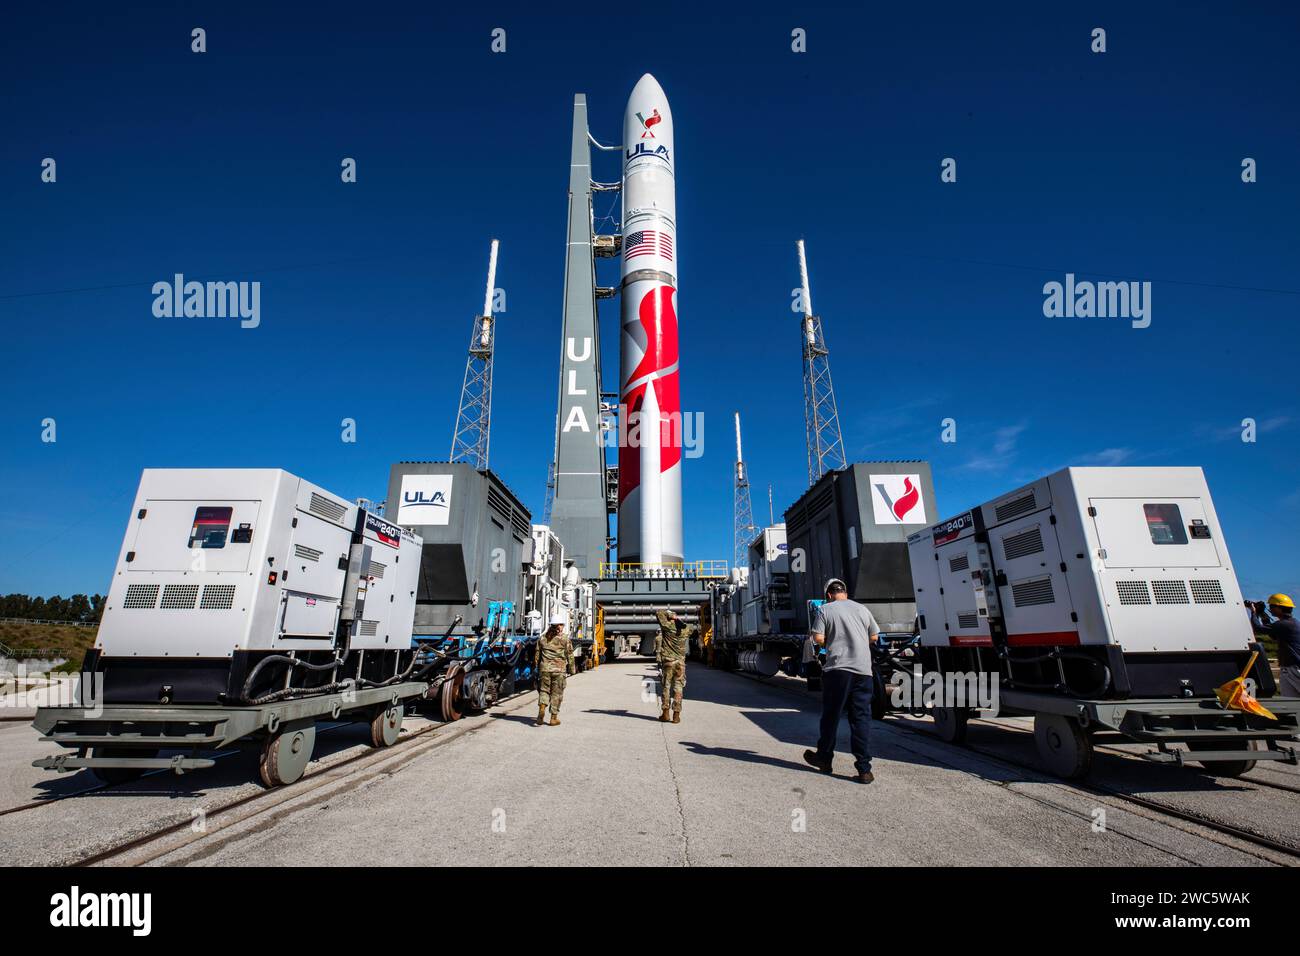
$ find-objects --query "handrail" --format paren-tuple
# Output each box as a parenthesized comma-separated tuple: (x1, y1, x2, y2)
(598, 560, 729, 579)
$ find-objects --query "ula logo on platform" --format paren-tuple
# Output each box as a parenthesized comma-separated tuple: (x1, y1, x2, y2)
(871, 474, 925, 525)
(396, 475, 454, 526)
(403, 491, 445, 508)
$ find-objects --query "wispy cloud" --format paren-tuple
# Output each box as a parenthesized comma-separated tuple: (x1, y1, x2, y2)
(958, 422, 1027, 473)
(1078, 447, 1134, 466)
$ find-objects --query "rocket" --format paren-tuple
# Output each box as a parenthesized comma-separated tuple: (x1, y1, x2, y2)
(617, 73, 682, 566)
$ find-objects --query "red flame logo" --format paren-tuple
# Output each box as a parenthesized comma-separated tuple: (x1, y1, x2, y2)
(892, 477, 920, 521)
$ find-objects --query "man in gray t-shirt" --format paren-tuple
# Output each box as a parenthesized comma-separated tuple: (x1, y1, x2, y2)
(812, 598, 879, 676)
(804, 579, 880, 783)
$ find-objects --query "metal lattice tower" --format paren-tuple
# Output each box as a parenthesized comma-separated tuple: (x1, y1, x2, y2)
(796, 240, 847, 486)
(450, 240, 500, 470)
(733, 412, 758, 571)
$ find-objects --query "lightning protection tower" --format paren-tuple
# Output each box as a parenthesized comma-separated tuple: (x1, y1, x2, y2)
(796, 240, 847, 486)
(733, 412, 758, 571)
(450, 240, 500, 470)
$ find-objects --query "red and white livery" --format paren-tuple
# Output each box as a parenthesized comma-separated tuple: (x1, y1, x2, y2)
(618, 74, 682, 565)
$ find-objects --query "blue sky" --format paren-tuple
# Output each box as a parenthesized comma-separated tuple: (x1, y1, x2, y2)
(1, 1, 1297, 599)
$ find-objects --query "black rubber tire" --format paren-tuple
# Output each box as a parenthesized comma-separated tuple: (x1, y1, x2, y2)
(1187, 739, 1259, 778)
(90, 747, 155, 786)
(932, 707, 969, 744)
(1033, 714, 1093, 779)
(871, 674, 888, 720)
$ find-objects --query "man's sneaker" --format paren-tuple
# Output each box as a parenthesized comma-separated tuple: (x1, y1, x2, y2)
(857, 771, 875, 784)
(803, 749, 833, 773)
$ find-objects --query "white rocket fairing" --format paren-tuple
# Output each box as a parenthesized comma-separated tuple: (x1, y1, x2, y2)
(617, 73, 682, 566)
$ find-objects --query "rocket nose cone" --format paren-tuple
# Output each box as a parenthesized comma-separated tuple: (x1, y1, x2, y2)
(625, 73, 673, 145)
(627, 73, 669, 110)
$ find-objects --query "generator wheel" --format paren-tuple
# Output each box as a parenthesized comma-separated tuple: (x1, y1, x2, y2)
(871, 674, 889, 721)
(259, 721, 316, 787)
(1187, 739, 1258, 778)
(91, 747, 155, 786)
(932, 707, 969, 744)
(440, 667, 465, 722)
(461, 670, 490, 712)
(368, 704, 402, 748)
(1034, 714, 1093, 779)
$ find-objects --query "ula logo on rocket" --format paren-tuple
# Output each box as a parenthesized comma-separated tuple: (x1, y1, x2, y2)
(625, 143, 670, 162)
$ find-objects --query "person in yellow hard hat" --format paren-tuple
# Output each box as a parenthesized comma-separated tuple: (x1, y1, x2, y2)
(1250, 593, 1300, 698)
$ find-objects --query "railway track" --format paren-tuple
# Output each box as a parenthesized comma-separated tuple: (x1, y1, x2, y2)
(3, 692, 539, 865)
(733, 670, 1300, 864)
(942, 718, 1300, 862)
(0, 720, 359, 819)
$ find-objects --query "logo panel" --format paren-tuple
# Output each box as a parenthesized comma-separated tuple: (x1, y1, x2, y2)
(870, 474, 926, 525)
(397, 474, 453, 526)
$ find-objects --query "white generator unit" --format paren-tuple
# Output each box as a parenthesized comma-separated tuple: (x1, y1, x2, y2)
(91, 469, 422, 704)
(908, 466, 1270, 700)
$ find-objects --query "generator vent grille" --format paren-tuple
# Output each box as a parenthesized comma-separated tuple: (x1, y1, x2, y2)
(123, 584, 160, 609)
(309, 492, 348, 523)
(200, 585, 237, 609)
(1002, 526, 1044, 561)
(1152, 580, 1190, 605)
(1011, 576, 1055, 607)
(948, 554, 970, 573)
(359, 619, 379, 637)
(1189, 579, 1225, 604)
(487, 486, 511, 522)
(160, 584, 200, 609)
(1116, 581, 1152, 605)
(367, 561, 386, 580)
(956, 611, 979, 629)
(994, 492, 1036, 523)
(294, 544, 323, 562)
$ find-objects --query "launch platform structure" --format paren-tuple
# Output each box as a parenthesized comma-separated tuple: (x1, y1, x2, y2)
(544, 95, 618, 574)
(796, 240, 847, 486)
(450, 240, 501, 470)
(733, 412, 758, 571)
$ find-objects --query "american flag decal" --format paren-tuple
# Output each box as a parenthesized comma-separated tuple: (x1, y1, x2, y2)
(624, 230, 673, 262)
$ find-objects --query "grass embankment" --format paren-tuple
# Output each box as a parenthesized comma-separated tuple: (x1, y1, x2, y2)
(0, 622, 98, 672)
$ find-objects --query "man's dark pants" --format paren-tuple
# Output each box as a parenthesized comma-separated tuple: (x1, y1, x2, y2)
(816, 668, 873, 773)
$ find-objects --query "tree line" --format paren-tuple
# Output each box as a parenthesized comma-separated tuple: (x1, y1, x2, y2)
(0, 593, 105, 624)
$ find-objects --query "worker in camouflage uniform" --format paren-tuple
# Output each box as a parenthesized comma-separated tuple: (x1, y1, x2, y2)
(535, 613, 576, 726)
(654, 609, 695, 723)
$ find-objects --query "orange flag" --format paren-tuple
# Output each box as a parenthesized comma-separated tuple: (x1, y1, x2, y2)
(1216, 651, 1277, 720)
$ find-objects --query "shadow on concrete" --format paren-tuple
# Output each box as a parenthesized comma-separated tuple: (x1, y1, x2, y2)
(582, 708, 664, 723)
(691, 668, 1265, 797)
(678, 739, 825, 775)
(487, 713, 544, 727)
(25, 719, 379, 800)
